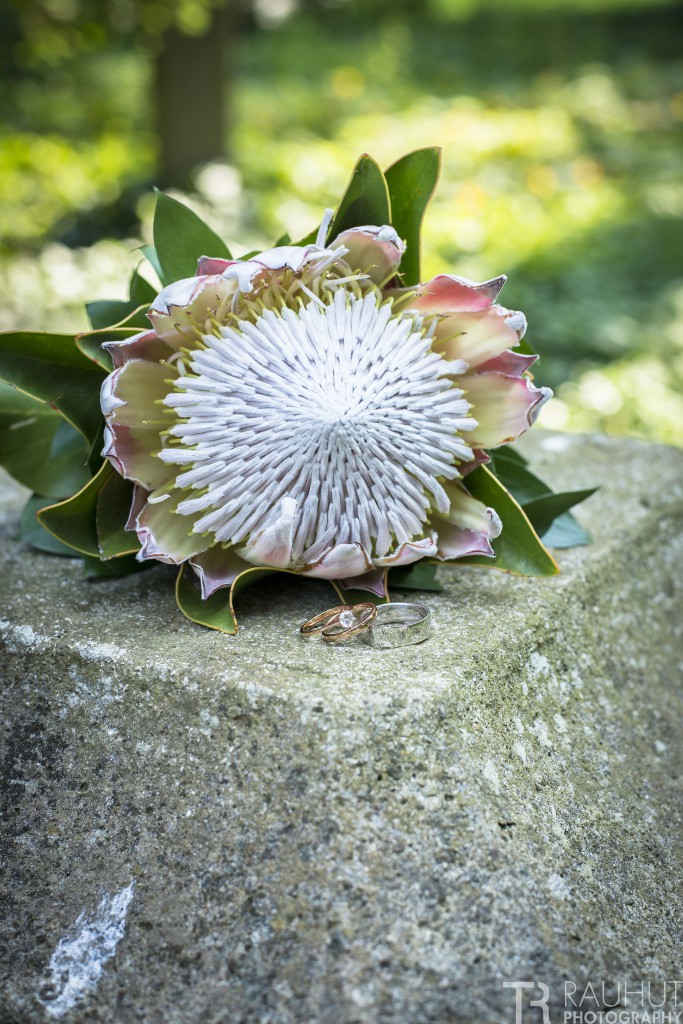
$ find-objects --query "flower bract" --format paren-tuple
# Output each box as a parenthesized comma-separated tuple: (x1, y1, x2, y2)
(100, 220, 550, 597)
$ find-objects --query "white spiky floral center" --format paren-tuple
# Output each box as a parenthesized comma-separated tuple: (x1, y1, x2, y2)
(159, 290, 477, 564)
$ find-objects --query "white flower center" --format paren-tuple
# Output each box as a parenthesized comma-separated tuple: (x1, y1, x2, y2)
(160, 290, 476, 563)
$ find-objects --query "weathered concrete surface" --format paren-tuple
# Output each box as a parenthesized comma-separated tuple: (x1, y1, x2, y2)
(0, 432, 682, 1024)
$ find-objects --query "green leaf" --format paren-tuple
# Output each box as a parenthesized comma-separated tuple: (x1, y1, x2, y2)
(541, 510, 592, 549)
(153, 191, 231, 285)
(0, 331, 105, 444)
(0, 384, 90, 497)
(139, 244, 164, 283)
(96, 470, 139, 558)
(523, 488, 597, 540)
(454, 465, 559, 577)
(274, 231, 292, 246)
(175, 563, 343, 634)
(37, 460, 112, 557)
(489, 452, 551, 505)
(76, 318, 147, 371)
(82, 553, 150, 578)
(129, 269, 157, 306)
(384, 148, 441, 285)
(328, 154, 391, 241)
(388, 560, 444, 592)
(20, 495, 81, 556)
(493, 444, 528, 466)
(176, 562, 240, 633)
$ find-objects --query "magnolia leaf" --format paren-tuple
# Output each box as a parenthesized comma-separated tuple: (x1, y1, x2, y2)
(20, 495, 80, 556)
(0, 331, 105, 444)
(454, 465, 559, 577)
(0, 385, 90, 497)
(541, 510, 592, 549)
(96, 471, 139, 559)
(82, 553, 150, 578)
(328, 154, 391, 241)
(37, 460, 112, 557)
(153, 191, 231, 285)
(274, 231, 292, 246)
(385, 147, 441, 286)
(388, 560, 444, 592)
(523, 488, 597, 540)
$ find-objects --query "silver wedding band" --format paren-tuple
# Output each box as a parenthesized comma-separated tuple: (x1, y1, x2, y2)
(359, 602, 431, 649)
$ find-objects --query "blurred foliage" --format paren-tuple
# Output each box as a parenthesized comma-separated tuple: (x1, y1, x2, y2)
(0, 0, 682, 443)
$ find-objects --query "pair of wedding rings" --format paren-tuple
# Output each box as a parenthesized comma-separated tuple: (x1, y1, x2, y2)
(300, 602, 431, 648)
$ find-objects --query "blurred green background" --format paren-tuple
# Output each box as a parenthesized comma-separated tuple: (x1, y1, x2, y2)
(2, 0, 682, 442)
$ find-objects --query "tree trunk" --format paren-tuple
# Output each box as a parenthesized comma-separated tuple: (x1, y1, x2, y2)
(154, 7, 236, 189)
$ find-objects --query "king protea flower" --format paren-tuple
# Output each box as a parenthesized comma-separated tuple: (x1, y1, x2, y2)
(100, 213, 550, 598)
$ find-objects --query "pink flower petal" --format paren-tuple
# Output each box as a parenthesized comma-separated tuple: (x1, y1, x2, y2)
(236, 497, 296, 568)
(441, 481, 502, 537)
(432, 306, 527, 366)
(475, 350, 538, 378)
(339, 567, 388, 598)
(135, 488, 211, 564)
(408, 274, 506, 314)
(331, 225, 405, 284)
(196, 256, 236, 276)
(433, 520, 496, 560)
(100, 359, 177, 490)
(102, 329, 173, 369)
(459, 449, 491, 476)
(189, 546, 252, 599)
(374, 535, 438, 567)
(465, 373, 551, 449)
(148, 274, 236, 348)
(302, 543, 371, 580)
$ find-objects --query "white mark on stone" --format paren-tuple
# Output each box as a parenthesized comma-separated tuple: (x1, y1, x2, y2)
(553, 713, 568, 733)
(513, 741, 527, 764)
(73, 640, 126, 663)
(654, 740, 667, 754)
(529, 651, 551, 676)
(482, 760, 501, 794)
(40, 881, 135, 1018)
(532, 718, 552, 747)
(547, 872, 570, 900)
(513, 716, 525, 735)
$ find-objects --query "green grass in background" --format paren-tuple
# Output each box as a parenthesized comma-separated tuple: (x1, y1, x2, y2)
(1, 4, 682, 441)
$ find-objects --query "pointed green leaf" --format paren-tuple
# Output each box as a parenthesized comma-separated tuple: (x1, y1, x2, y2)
(328, 155, 391, 241)
(454, 465, 559, 577)
(37, 460, 112, 557)
(384, 148, 441, 285)
(489, 452, 551, 505)
(82, 553, 150, 578)
(274, 231, 292, 246)
(139, 244, 164, 283)
(96, 470, 139, 558)
(523, 488, 597, 541)
(541, 510, 592, 549)
(176, 562, 240, 634)
(20, 495, 81, 556)
(153, 191, 231, 285)
(129, 269, 157, 306)
(0, 384, 90, 497)
(388, 560, 444, 592)
(0, 331, 105, 444)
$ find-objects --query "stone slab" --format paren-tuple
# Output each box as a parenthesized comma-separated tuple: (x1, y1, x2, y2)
(1, 432, 682, 1024)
